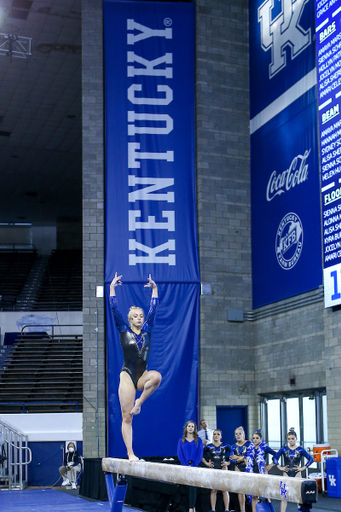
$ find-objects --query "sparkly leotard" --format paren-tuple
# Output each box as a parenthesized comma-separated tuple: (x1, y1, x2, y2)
(204, 442, 232, 469)
(110, 295, 158, 388)
(273, 446, 313, 477)
(230, 441, 251, 472)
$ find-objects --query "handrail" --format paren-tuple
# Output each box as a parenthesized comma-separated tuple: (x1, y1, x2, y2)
(0, 401, 79, 413)
(0, 418, 24, 437)
(0, 418, 30, 490)
(0, 244, 36, 251)
(20, 324, 83, 337)
(7, 440, 32, 465)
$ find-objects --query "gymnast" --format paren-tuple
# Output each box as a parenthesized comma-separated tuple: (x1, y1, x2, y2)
(177, 421, 204, 512)
(246, 429, 277, 512)
(229, 426, 250, 512)
(273, 427, 313, 512)
(202, 429, 231, 512)
(110, 272, 161, 462)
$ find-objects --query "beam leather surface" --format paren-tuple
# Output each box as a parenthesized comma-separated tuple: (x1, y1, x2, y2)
(102, 458, 314, 503)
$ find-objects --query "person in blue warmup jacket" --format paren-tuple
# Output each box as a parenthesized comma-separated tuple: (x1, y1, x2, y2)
(177, 421, 204, 512)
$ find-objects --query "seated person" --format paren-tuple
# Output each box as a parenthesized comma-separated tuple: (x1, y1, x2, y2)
(59, 441, 81, 489)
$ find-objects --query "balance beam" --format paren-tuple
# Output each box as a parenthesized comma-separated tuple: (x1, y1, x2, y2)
(102, 458, 317, 505)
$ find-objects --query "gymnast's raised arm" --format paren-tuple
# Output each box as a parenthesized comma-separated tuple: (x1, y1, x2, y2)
(144, 274, 158, 298)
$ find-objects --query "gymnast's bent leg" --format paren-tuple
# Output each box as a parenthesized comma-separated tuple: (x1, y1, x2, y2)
(130, 370, 162, 415)
(119, 371, 139, 462)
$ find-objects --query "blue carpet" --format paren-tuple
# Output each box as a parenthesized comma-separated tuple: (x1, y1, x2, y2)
(0, 488, 135, 512)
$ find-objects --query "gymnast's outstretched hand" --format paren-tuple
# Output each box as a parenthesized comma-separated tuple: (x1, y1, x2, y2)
(110, 272, 122, 296)
(144, 274, 158, 298)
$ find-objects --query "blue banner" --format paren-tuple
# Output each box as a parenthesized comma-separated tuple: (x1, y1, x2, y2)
(105, 283, 199, 457)
(104, 1, 199, 457)
(104, 0, 198, 284)
(250, 0, 322, 308)
(249, 0, 316, 119)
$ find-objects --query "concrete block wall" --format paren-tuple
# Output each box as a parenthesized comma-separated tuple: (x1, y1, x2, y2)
(254, 294, 325, 396)
(324, 307, 341, 451)
(82, 0, 106, 458)
(196, 0, 256, 438)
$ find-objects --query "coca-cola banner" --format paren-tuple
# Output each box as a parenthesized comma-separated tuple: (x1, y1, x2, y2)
(249, 0, 322, 308)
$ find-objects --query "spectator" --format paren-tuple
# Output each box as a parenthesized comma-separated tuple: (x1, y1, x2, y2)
(177, 421, 204, 512)
(59, 442, 81, 489)
(198, 419, 214, 446)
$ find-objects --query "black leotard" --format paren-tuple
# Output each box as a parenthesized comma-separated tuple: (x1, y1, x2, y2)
(273, 446, 313, 477)
(110, 295, 158, 387)
(204, 443, 232, 469)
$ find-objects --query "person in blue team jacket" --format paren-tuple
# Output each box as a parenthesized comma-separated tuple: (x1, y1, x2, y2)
(110, 272, 161, 462)
(177, 421, 204, 512)
(273, 427, 314, 512)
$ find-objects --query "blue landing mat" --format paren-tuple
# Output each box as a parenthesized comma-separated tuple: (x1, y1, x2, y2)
(0, 488, 134, 512)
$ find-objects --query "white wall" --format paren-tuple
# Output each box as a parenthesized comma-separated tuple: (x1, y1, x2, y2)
(0, 311, 83, 345)
(0, 413, 83, 441)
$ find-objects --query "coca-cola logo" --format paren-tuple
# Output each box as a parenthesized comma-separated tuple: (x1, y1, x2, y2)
(266, 150, 310, 202)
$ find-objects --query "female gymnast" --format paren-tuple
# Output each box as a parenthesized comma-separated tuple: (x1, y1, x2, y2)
(273, 427, 313, 512)
(202, 429, 231, 512)
(110, 272, 161, 462)
(230, 426, 251, 512)
(177, 421, 204, 512)
(246, 429, 277, 512)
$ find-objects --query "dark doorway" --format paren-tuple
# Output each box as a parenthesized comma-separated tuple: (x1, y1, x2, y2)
(216, 406, 248, 445)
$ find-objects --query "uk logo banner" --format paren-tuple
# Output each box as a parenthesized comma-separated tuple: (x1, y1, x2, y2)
(250, 0, 322, 308)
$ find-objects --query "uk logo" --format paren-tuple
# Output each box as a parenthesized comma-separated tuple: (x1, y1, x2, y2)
(280, 481, 288, 499)
(329, 475, 337, 487)
(258, 0, 311, 78)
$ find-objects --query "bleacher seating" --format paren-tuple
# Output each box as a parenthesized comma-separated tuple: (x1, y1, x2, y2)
(0, 334, 83, 413)
(33, 249, 82, 311)
(0, 249, 37, 311)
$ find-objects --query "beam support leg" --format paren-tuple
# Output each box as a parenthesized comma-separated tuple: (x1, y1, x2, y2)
(105, 473, 128, 512)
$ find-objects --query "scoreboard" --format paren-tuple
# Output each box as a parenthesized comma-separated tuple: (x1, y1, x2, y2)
(315, 1, 341, 307)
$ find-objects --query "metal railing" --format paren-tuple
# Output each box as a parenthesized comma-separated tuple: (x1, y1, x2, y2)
(0, 419, 32, 490)
(20, 324, 83, 337)
(0, 401, 79, 413)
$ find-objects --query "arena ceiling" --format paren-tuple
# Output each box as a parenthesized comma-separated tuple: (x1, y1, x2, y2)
(0, 0, 81, 224)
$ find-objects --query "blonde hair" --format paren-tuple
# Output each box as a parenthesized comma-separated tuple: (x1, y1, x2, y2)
(235, 426, 245, 437)
(128, 306, 144, 326)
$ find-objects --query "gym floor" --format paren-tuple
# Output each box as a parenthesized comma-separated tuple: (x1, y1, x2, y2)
(0, 488, 339, 512)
